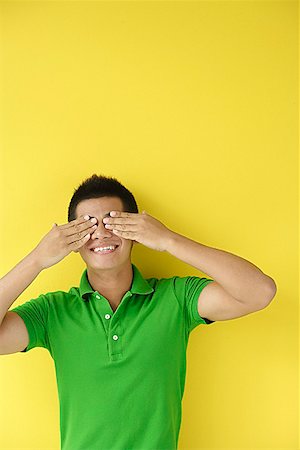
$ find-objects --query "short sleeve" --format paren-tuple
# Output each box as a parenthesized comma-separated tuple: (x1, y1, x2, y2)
(9, 294, 50, 352)
(172, 276, 215, 333)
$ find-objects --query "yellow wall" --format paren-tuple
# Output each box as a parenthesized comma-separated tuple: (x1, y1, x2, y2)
(0, 1, 298, 449)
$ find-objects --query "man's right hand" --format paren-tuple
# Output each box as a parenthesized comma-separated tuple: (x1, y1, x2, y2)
(31, 215, 97, 269)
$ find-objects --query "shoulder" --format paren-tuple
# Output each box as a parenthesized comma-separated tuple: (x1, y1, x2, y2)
(37, 288, 78, 308)
(145, 274, 178, 290)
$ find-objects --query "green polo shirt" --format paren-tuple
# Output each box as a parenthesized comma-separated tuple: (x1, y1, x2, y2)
(10, 263, 215, 450)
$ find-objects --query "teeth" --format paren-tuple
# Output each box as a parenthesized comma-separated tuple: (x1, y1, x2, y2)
(93, 246, 116, 252)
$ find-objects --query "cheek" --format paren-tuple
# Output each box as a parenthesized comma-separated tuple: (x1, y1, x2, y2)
(121, 239, 133, 250)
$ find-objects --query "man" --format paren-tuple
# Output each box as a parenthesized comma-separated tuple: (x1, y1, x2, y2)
(0, 174, 277, 450)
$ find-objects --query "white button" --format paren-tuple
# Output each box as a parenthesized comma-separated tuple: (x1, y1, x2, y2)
(112, 335, 118, 340)
(105, 314, 111, 319)
(95, 294, 100, 299)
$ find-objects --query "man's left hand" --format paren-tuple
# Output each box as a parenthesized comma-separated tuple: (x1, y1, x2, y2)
(102, 210, 174, 252)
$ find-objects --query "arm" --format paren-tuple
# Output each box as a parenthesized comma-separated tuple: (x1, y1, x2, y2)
(0, 252, 44, 354)
(0, 216, 96, 354)
(102, 210, 277, 321)
(0, 252, 43, 328)
(164, 231, 277, 321)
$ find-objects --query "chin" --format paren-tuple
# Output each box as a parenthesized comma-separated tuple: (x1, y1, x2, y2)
(84, 254, 132, 270)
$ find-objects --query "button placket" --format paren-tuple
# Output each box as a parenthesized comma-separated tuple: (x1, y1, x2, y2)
(93, 292, 113, 333)
(107, 293, 132, 359)
(92, 290, 132, 361)
(109, 321, 123, 359)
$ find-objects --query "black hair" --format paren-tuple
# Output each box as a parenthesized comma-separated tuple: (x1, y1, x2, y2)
(67, 174, 138, 222)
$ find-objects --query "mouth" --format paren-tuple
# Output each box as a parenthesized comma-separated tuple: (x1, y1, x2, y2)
(89, 245, 119, 255)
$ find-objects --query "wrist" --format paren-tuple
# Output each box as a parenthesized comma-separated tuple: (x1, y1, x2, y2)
(163, 230, 180, 253)
(27, 249, 46, 272)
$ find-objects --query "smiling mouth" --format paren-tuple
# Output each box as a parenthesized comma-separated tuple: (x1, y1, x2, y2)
(90, 245, 119, 254)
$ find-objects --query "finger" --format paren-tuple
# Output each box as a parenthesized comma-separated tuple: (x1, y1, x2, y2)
(104, 223, 138, 231)
(64, 218, 97, 237)
(103, 216, 137, 225)
(111, 229, 136, 239)
(109, 211, 137, 218)
(69, 232, 91, 250)
(65, 223, 97, 244)
(60, 215, 92, 230)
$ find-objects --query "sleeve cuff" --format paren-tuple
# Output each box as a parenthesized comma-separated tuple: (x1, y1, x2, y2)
(12, 309, 37, 352)
(192, 279, 215, 325)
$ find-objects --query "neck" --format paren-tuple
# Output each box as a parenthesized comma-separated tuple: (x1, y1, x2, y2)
(86, 260, 133, 304)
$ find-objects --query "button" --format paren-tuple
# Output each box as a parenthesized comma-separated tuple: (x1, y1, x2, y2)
(105, 314, 111, 319)
(95, 294, 100, 299)
(112, 335, 118, 340)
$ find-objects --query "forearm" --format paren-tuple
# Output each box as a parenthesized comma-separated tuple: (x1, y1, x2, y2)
(0, 251, 43, 326)
(165, 231, 276, 305)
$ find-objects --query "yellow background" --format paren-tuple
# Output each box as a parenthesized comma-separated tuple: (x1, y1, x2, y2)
(0, 1, 298, 449)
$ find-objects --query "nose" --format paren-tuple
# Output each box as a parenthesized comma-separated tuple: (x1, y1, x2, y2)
(91, 220, 113, 239)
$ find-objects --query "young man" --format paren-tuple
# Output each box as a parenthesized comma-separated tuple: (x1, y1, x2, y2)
(0, 174, 276, 450)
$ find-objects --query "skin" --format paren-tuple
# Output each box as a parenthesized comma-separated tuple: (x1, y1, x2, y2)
(74, 196, 276, 313)
(74, 196, 172, 308)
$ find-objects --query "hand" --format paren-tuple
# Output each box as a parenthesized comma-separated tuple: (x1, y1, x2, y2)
(102, 210, 174, 252)
(31, 215, 98, 269)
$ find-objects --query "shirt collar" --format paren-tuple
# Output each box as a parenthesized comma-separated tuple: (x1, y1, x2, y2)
(79, 263, 154, 301)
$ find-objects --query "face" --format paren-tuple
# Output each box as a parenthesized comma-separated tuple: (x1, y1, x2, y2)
(74, 196, 134, 271)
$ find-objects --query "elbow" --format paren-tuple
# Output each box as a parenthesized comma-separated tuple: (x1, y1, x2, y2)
(261, 276, 277, 306)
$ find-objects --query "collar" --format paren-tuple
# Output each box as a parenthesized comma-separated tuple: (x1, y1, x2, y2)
(79, 263, 154, 301)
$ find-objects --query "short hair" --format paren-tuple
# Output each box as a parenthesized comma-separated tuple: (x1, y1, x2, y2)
(67, 174, 139, 222)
